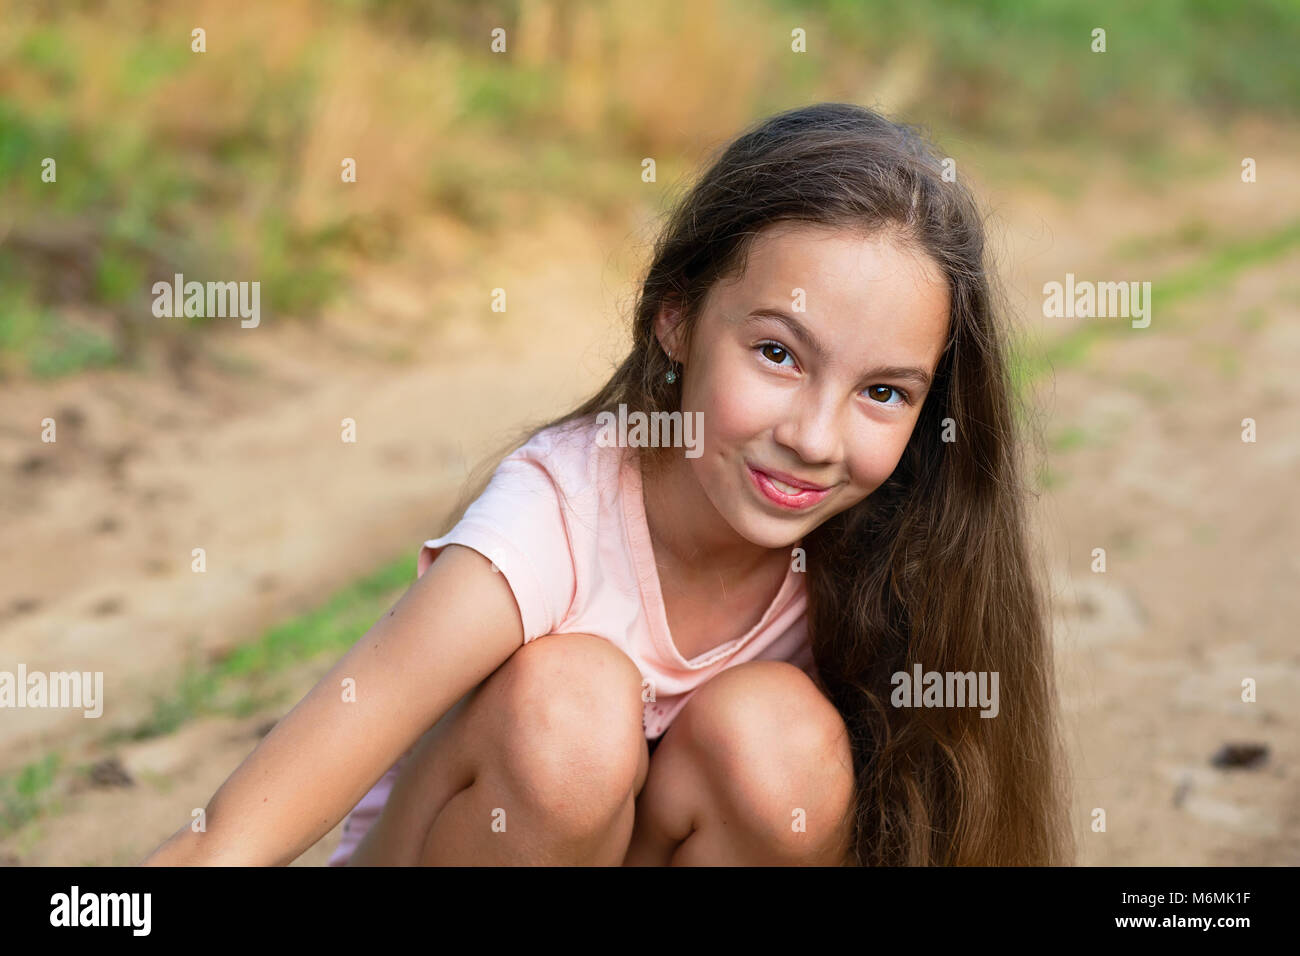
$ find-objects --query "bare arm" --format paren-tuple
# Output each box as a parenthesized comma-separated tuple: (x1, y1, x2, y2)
(141, 544, 523, 866)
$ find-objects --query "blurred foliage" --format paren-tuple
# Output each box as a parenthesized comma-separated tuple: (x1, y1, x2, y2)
(1008, 216, 1300, 406)
(0, 0, 1296, 378)
(0, 752, 62, 837)
(765, 0, 1300, 135)
(113, 553, 415, 742)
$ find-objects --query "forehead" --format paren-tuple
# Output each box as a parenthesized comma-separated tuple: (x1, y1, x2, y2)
(711, 222, 951, 368)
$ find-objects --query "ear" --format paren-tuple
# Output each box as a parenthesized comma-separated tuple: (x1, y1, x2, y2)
(653, 299, 686, 361)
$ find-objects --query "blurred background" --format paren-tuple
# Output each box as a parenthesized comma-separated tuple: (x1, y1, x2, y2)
(1, 0, 1297, 865)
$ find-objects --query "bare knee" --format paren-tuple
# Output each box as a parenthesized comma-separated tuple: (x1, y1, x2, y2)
(677, 661, 854, 859)
(491, 633, 646, 836)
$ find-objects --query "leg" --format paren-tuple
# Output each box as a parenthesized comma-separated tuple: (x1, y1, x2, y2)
(351, 632, 651, 865)
(622, 661, 856, 866)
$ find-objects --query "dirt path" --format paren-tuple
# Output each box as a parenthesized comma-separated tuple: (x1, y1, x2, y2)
(1, 202, 643, 863)
(1012, 131, 1300, 865)
(1041, 246, 1300, 866)
(2, 135, 1297, 865)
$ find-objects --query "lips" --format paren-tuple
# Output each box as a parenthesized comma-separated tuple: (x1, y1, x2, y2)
(755, 466, 830, 492)
(747, 463, 833, 510)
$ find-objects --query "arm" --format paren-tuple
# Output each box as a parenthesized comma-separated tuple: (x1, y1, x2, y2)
(141, 543, 523, 866)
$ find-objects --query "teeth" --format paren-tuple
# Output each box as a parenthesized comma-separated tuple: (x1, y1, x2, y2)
(768, 476, 804, 494)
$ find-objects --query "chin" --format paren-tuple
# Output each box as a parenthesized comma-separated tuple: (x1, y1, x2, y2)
(727, 511, 809, 551)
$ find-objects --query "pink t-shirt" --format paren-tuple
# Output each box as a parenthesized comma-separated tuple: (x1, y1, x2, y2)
(328, 413, 812, 865)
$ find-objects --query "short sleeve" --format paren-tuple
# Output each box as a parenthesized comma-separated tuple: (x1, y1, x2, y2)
(417, 452, 577, 644)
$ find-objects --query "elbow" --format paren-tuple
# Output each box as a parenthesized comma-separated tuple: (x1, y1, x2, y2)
(140, 818, 263, 867)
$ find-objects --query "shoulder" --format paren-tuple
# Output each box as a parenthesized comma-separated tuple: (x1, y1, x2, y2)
(512, 414, 599, 463)
(425, 417, 612, 641)
(504, 414, 627, 508)
(456, 414, 628, 640)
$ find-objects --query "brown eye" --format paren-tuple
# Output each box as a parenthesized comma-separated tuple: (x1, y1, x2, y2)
(759, 343, 792, 365)
(866, 385, 904, 405)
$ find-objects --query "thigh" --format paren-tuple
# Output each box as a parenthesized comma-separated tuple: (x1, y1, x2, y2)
(347, 675, 485, 865)
(351, 632, 649, 864)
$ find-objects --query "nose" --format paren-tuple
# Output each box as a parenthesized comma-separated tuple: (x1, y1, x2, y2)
(772, 384, 843, 466)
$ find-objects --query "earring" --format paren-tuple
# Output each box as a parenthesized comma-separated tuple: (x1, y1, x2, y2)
(665, 351, 678, 384)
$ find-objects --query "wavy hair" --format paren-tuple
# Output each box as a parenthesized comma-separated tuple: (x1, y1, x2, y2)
(437, 102, 1074, 866)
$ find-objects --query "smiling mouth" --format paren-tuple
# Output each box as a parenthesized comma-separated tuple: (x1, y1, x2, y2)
(746, 464, 834, 510)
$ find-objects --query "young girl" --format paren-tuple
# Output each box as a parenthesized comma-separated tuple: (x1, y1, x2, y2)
(143, 102, 1074, 867)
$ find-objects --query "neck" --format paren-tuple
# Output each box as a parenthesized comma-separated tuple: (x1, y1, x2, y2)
(639, 448, 784, 587)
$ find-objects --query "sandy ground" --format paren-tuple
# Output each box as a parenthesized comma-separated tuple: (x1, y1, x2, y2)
(0, 199, 641, 864)
(1, 135, 1297, 866)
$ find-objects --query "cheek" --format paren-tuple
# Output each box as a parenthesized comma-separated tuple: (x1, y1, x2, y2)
(689, 355, 772, 442)
(847, 421, 916, 488)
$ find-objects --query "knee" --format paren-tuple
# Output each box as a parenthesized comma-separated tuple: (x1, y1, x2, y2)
(493, 633, 646, 832)
(679, 661, 854, 858)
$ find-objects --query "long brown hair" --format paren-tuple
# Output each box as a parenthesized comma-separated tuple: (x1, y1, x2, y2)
(436, 102, 1074, 866)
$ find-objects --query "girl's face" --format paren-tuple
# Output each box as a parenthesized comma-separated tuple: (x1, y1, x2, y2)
(656, 221, 951, 551)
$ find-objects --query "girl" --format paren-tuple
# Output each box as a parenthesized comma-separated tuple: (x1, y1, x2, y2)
(143, 102, 1074, 867)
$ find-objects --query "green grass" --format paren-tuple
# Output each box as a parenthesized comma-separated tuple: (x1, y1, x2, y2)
(111, 552, 415, 742)
(1156, 220, 1300, 308)
(28, 316, 120, 378)
(1013, 218, 1300, 398)
(0, 280, 120, 378)
(0, 753, 62, 838)
(768, 0, 1300, 139)
(1049, 425, 1090, 453)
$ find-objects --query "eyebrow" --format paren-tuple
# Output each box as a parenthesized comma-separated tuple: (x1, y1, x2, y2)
(741, 309, 934, 390)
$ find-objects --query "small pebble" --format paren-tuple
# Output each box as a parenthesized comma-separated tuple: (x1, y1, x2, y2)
(88, 756, 134, 789)
(1210, 742, 1269, 770)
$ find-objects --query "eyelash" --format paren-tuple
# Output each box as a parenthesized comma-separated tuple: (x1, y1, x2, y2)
(754, 340, 913, 407)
